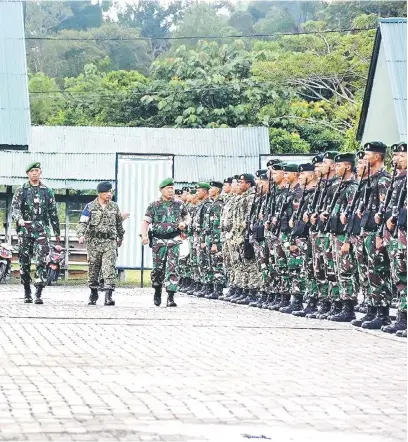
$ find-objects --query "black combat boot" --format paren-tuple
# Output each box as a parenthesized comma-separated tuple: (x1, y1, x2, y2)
(293, 298, 318, 317)
(396, 329, 407, 338)
(307, 300, 330, 319)
(154, 286, 162, 306)
(23, 281, 32, 303)
(263, 293, 275, 309)
(238, 289, 257, 305)
(224, 287, 240, 301)
(166, 292, 177, 307)
(351, 305, 377, 327)
(219, 286, 232, 300)
(88, 288, 99, 305)
(381, 311, 407, 334)
(317, 301, 337, 320)
(268, 294, 282, 310)
(186, 281, 199, 296)
(204, 284, 215, 299)
(34, 286, 44, 304)
(232, 288, 249, 304)
(253, 291, 267, 308)
(104, 289, 115, 306)
(183, 277, 192, 291)
(196, 283, 209, 298)
(229, 287, 244, 303)
(178, 277, 185, 291)
(208, 284, 223, 300)
(274, 294, 290, 311)
(280, 295, 303, 314)
(361, 306, 391, 329)
(326, 301, 343, 320)
(328, 300, 356, 322)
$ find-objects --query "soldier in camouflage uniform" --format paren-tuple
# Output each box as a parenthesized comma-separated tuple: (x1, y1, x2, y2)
(12, 162, 61, 304)
(77, 181, 125, 306)
(177, 186, 191, 290)
(323, 153, 359, 322)
(204, 181, 225, 299)
(381, 142, 407, 335)
(142, 177, 190, 307)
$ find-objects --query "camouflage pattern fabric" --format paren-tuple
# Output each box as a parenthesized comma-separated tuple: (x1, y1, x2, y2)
(207, 196, 226, 286)
(11, 182, 60, 287)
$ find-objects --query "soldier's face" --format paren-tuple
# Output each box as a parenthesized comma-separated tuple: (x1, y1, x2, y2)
(357, 159, 367, 177)
(182, 191, 189, 201)
(399, 152, 407, 169)
(223, 183, 231, 193)
(209, 187, 218, 198)
(99, 190, 112, 203)
(231, 180, 238, 193)
(238, 180, 251, 192)
(27, 168, 41, 183)
(299, 172, 311, 186)
(284, 172, 298, 184)
(314, 163, 322, 177)
(273, 170, 284, 185)
(321, 159, 334, 175)
(364, 151, 380, 165)
(161, 185, 174, 200)
(335, 162, 346, 177)
(196, 188, 208, 200)
(261, 179, 269, 192)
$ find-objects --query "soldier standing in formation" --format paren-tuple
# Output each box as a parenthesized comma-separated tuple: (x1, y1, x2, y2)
(176, 141, 406, 337)
(12, 162, 61, 304)
(141, 178, 190, 307)
(77, 181, 125, 306)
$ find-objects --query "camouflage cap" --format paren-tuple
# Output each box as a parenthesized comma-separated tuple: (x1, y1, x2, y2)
(26, 162, 41, 173)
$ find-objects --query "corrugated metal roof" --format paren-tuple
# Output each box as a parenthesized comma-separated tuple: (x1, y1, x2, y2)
(357, 18, 407, 141)
(29, 126, 270, 157)
(0, 2, 30, 148)
(379, 18, 407, 140)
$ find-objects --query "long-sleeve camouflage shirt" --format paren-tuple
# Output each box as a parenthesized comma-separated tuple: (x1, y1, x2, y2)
(207, 196, 224, 245)
(11, 181, 60, 237)
(77, 198, 125, 241)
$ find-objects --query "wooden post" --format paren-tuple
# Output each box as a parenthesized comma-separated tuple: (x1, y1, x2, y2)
(64, 192, 69, 281)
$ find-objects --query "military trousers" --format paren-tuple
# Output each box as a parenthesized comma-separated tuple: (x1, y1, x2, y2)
(311, 231, 329, 300)
(350, 235, 371, 300)
(88, 238, 117, 290)
(253, 239, 268, 291)
(283, 237, 306, 296)
(209, 242, 226, 286)
(18, 233, 50, 287)
(332, 234, 358, 301)
(151, 241, 180, 293)
(386, 232, 407, 313)
(295, 237, 318, 301)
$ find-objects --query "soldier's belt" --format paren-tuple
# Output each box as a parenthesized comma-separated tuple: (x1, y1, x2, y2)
(152, 230, 180, 240)
(93, 232, 116, 240)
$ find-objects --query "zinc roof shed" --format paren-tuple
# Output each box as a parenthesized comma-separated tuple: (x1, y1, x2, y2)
(357, 18, 407, 145)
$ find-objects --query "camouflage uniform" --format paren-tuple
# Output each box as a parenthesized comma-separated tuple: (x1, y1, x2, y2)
(144, 198, 189, 293)
(224, 194, 241, 287)
(77, 199, 125, 291)
(12, 182, 60, 288)
(207, 195, 226, 287)
(195, 198, 213, 286)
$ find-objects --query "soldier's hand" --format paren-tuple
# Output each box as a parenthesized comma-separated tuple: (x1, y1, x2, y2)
(290, 245, 298, 252)
(122, 212, 130, 221)
(340, 214, 347, 225)
(303, 214, 309, 223)
(271, 217, 277, 226)
(357, 210, 363, 219)
(201, 243, 206, 249)
(374, 213, 382, 224)
(310, 214, 318, 225)
(289, 218, 294, 229)
(178, 222, 186, 230)
(117, 239, 122, 248)
(320, 211, 328, 222)
(265, 221, 270, 231)
(376, 236, 384, 251)
(18, 219, 25, 227)
(211, 244, 217, 254)
(341, 242, 350, 255)
(78, 236, 85, 245)
(142, 235, 149, 246)
(386, 218, 395, 232)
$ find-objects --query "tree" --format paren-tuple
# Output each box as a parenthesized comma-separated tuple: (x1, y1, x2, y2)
(269, 128, 311, 154)
(29, 73, 63, 125)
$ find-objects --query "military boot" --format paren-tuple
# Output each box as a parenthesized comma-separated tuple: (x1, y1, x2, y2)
(361, 306, 391, 329)
(88, 288, 99, 305)
(273, 294, 290, 311)
(248, 290, 261, 307)
(396, 329, 407, 338)
(183, 277, 192, 291)
(307, 300, 330, 319)
(326, 301, 343, 320)
(23, 281, 33, 303)
(219, 286, 233, 300)
(268, 294, 282, 310)
(104, 289, 115, 306)
(293, 298, 318, 317)
(280, 295, 303, 314)
(328, 300, 356, 322)
(231, 289, 248, 304)
(178, 277, 185, 291)
(238, 289, 256, 305)
(351, 305, 377, 327)
(34, 286, 44, 304)
(166, 292, 177, 307)
(204, 284, 215, 299)
(154, 286, 162, 306)
(186, 281, 199, 296)
(317, 301, 337, 320)
(208, 284, 223, 300)
(381, 311, 407, 334)
(192, 282, 203, 296)
(227, 287, 242, 302)
(261, 293, 273, 309)
(253, 291, 267, 308)
(196, 283, 209, 298)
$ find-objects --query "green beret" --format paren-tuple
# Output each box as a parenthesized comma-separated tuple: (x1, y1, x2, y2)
(323, 151, 339, 161)
(26, 162, 41, 173)
(97, 181, 112, 193)
(393, 142, 407, 153)
(210, 181, 223, 189)
(159, 177, 174, 189)
(364, 141, 387, 153)
(196, 182, 210, 190)
(266, 159, 282, 167)
(298, 163, 315, 172)
(282, 163, 299, 173)
(335, 153, 356, 164)
(272, 162, 286, 171)
(312, 154, 324, 164)
(190, 189, 197, 195)
(255, 169, 268, 178)
(239, 173, 255, 185)
(356, 150, 365, 160)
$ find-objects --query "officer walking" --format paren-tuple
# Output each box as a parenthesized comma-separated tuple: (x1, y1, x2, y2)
(141, 178, 191, 307)
(11, 162, 61, 304)
(77, 181, 125, 306)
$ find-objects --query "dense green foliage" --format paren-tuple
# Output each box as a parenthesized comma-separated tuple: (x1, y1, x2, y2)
(26, 0, 406, 153)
